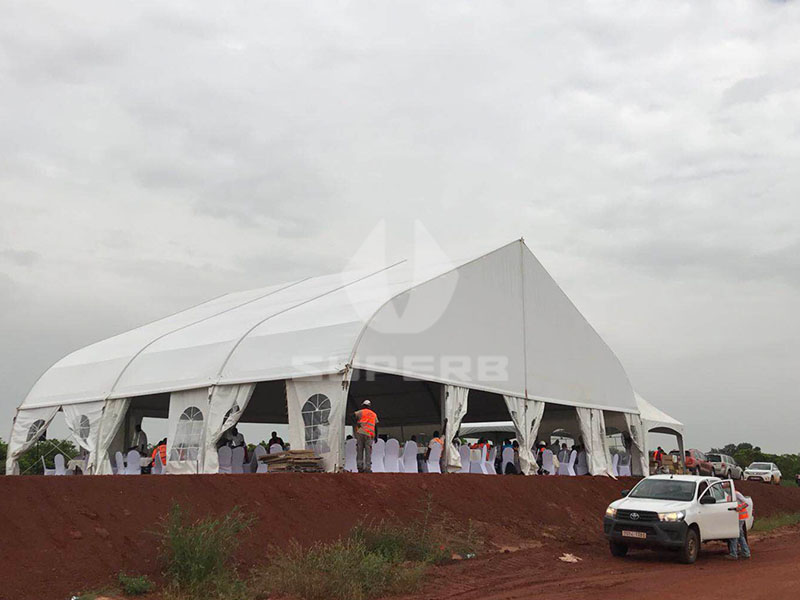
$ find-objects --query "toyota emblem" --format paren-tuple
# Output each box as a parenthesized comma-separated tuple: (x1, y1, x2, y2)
(630, 512, 640, 521)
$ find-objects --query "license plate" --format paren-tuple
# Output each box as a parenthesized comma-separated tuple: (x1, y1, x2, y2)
(622, 530, 647, 539)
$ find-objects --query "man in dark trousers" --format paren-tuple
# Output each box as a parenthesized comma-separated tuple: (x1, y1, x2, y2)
(354, 400, 378, 473)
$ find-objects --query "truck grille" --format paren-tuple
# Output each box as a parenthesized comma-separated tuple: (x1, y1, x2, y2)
(617, 509, 659, 522)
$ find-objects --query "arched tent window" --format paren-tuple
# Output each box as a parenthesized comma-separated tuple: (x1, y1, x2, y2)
(26, 419, 46, 443)
(302, 394, 331, 453)
(170, 406, 204, 462)
(78, 415, 91, 442)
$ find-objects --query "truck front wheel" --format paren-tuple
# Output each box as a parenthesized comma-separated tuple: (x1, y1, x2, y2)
(679, 527, 699, 564)
(609, 540, 628, 558)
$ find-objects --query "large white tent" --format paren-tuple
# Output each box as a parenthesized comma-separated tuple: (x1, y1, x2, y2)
(7, 239, 677, 477)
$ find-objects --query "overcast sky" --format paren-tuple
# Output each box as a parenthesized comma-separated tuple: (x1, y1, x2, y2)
(1, 1, 799, 453)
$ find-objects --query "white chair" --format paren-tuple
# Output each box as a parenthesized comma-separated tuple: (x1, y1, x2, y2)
(269, 443, 283, 454)
(469, 447, 487, 474)
(426, 443, 442, 474)
(400, 441, 418, 473)
(218, 446, 232, 474)
(115, 451, 126, 475)
(501, 447, 515, 474)
(541, 449, 555, 475)
(152, 453, 162, 475)
(371, 438, 386, 473)
(231, 446, 245, 474)
(611, 453, 620, 477)
(384, 439, 401, 473)
(125, 450, 141, 475)
(484, 447, 497, 475)
(53, 454, 69, 476)
(41, 457, 56, 476)
(576, 450, 589, 476)
(156, 452, 168, 475)
(344, 438, 358, 473)
(619, 453, 632, 477)
(557, 450, 575, 475)
(459, 444, 471, 473)
(250, 445, 267, 473)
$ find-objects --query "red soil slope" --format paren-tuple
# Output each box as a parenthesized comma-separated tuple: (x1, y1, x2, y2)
(0, 474, 798, 600)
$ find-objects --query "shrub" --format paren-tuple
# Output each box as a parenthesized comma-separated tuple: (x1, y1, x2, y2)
(117, 573, 154, 595)
(257, 538, 427, 600)
(158, 504, 253, 599)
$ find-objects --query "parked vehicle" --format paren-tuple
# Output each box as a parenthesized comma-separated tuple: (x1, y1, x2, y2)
(706, 453, 743, 480)
(603, 475, 753, 564)
(743, 462, 782, 485)
(795, 473, 800, 487)
(679, 449, 714, 476)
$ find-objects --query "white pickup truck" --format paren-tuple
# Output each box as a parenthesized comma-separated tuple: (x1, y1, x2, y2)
(603, 475, 753, 564)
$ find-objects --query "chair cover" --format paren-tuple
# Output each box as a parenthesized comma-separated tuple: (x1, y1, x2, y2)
(400, 441, 418, 473)
(459, 445, 471, 473)
(344, 438, 358, 473)
(541, 449, 555, 475)
(426, 443, 442, 474)
(269, 443, 283, 454)
(115, 451, 125, 475)
(484, 447, 498, 475)
(125, 450, 141, 475)
(231, 446, 245, 474)
(217, 446, 232, 474)
(611, 453, 620, 477)
(54, 454, 68, 476)
(370, 438, 386, 473)
(501, 447, 515, 473)
(384, 439, 401, 473)
(575, 450, 589, 476)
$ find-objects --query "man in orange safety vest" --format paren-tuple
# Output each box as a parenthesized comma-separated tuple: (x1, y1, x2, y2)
(354, 400, 379, 473)
(726, 490, 752, 560)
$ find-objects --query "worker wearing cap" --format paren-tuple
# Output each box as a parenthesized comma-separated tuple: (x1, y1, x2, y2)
(354, 400, 379, 473)
(535, 441, 547, 474)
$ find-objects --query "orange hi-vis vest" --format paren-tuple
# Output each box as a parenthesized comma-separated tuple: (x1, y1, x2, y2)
(152, 444, 167, 465)
(357, 408, 377, 438)
(737, 501, 749, 521)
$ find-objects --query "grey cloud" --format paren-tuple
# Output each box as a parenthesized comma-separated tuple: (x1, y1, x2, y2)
(0, 249, 40, 267)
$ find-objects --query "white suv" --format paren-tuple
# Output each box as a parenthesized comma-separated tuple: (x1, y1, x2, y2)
(744, 462, 782, 484)
(603, 475, 753, 564)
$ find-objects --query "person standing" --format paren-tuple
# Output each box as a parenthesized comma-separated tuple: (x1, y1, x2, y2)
(726, 491, 752, 560)
(129, 424, 148, 454)
(354, 400, 378, 473)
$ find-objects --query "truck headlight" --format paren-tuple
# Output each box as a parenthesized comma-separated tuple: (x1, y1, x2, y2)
(658, 511, 685, 522)
(605, 506, 617, 518)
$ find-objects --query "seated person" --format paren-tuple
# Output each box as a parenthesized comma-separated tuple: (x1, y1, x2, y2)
(129, 424, 148, 454)
(151, 438, 167, 467)
(267, 431, 285, 450)
(424, 430, 443, 462)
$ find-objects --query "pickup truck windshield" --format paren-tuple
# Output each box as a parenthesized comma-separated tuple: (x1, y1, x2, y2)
(629, 479, 696, 501)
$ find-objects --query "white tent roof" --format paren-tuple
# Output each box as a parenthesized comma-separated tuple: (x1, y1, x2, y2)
(19, 240, 637, 414)
(635, 392, 684, 437)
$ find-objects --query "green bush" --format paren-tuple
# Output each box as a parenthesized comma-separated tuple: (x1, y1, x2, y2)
(752, 512, 800, 533)
(158, 504, 253, 599)
(117, 573, 154, 595)
(257, 538, 427, 600)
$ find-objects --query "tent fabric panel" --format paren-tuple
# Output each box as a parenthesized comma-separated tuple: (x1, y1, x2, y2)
(166, 387, 209, 474)
(576, 407, 613, 476)
(523, 249, 636, 413)
(287, 373, 351, 472)
(354, 242, 527, 400)
(5, 406, 59, 475)
(63, 400, 105, 458)
(504, 396, 544, 476)
(92, 398, 131, 475)
(443, 385, 469, 473)
(202, 384, 255, 474)
(20, 284, 295, 409)
(624, 411, 649, 477)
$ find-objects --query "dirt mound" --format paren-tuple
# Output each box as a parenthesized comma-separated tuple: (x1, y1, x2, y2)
(0, 474, 798, 600)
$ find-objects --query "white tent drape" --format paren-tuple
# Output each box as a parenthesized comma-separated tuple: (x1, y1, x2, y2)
(287, 372, 351, 472)
(576, 407, 612, 476)
(63, 400, 105, 472)
(92, 398, 131, 474)
(166, 387, 210, 474)
(5, 406, 60, 475)
(202, 384, 255, 474)
(503, 396, 544, 475)
(623, 411, 649, 477)
(443, 385, 469, 473)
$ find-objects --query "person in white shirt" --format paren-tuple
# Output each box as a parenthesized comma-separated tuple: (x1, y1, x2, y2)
(129, 424, 148, 454)
(226, 427, 246, 449)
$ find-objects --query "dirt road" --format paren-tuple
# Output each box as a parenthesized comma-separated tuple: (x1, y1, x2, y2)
(402, 525, 800, 600)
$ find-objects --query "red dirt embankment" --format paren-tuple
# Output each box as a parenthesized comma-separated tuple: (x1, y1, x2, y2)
(0, 474, 798, 600)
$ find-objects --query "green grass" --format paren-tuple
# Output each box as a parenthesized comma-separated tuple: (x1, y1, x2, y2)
(157, 504, 253, 600)
(117, 573, 154, 595)
(752, 512, 800, 533)
(253, 497, 482, 600)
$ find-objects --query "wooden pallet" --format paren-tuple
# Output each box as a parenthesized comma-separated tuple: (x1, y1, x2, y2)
(259, 449, 325, 472)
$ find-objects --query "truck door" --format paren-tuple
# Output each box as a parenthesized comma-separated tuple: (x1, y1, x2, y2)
(698, 480, 739, 540)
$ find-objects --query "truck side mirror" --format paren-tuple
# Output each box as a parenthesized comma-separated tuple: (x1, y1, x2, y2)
(620, 489, 629, 497)
(700, 495, 716, 505)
